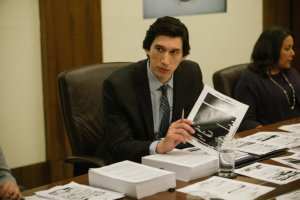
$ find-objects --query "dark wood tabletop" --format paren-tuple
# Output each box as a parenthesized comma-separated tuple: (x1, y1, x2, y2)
(22, 117, 300, 200)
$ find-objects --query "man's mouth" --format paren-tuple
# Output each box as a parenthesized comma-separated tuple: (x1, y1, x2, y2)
(158, 67, 169, 73)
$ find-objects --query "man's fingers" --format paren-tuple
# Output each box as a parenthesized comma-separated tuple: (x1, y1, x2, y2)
(175, 128, 193, 141)
(178, 118, 194, 125)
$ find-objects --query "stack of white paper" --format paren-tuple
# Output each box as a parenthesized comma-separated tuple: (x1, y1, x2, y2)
(88, 160, 176, 199)
(142, 148, 218, 182)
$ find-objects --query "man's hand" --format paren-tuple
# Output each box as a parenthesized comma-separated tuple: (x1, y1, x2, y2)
(0, 182, 22, 200)
(156, 119, 195, 154)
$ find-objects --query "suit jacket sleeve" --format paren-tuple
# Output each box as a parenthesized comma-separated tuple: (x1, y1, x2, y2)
(102, 61, 154, 163)
(0, 146, 17, 185)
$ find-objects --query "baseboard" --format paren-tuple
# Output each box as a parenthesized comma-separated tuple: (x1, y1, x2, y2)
(11, 161, 51, 189)
(11, 159, 74, 190)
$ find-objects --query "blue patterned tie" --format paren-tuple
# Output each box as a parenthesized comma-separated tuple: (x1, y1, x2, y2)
(158, 84, 170, 139)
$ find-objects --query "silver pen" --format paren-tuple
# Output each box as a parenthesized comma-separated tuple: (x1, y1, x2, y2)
(181, 109, 184, 122)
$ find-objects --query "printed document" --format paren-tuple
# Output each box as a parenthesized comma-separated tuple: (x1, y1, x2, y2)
(275, 189, 300, 200)
(187, 85, 248, 156)
(272, 153, 300, 170)
(240, 131, 300, 149)
(278, 123, 300, 134)
(235, 162, 300, 185)
(234, 138, 285, 156)
(34, 181, 124, 200)
(178, 176, 274, 200)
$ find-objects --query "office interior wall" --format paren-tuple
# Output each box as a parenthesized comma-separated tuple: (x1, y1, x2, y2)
(0, 0, 262, 169)
(0, 0, 45, 168)
(101, 0, 263, 86)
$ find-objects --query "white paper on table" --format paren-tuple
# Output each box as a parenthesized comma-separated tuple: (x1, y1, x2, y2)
(272, 153, 300, 170)
(275, 189, 300, 200)
(187, 85, 248, 157)
(35, 181, 124, 200)
(24, 196, 48, 200)
(235, 162, 300, 185)
(143, 148, 216, 167)
(241, 131, 300, 149)
(234, 138, 285, 155)
(278, 123, 300, 134)
(177, 176, 274, 200)
(289, 146, 300, 153)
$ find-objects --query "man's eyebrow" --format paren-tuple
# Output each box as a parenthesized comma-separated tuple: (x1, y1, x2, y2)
(154, 44, 164, 48)
(154, 44, 181, 52)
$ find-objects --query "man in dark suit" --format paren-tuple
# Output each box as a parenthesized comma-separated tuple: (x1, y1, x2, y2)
(99, 16, 203, 163)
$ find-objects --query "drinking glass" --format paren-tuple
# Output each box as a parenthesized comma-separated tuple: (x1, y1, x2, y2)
(218, 136, 236, 178)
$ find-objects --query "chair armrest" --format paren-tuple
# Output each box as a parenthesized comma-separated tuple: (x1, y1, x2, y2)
(65, 156, 107, 168)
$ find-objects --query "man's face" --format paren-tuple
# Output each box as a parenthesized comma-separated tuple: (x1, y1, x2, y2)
(145, 35, 186, 83)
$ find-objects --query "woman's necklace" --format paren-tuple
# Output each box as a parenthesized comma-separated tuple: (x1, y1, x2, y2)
(268, 72, 296, 110)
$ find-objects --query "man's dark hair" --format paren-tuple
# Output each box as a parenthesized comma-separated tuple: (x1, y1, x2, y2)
(249, 26, 294, 75)
(143, 16, 190, 56)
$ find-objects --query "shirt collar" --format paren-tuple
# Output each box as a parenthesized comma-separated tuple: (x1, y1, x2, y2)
(147, 59, 174, 92)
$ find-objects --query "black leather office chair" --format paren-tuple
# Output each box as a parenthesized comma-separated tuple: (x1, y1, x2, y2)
(57, 62, 132, 176)
(212, 63, 248, 97)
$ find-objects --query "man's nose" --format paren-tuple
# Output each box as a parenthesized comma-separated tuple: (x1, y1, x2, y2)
(161, 53, 171, 65)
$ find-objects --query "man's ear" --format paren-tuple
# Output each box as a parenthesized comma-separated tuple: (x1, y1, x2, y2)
(181, 55, 188, 61)
(144, 49, 150, 57)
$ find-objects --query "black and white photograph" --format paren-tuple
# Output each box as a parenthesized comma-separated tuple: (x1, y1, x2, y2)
(192, 93, 236, 150)
(187, 85, 248, 156)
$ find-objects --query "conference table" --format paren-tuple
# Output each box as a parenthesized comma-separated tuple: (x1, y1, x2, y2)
(22, 117, 300, 200)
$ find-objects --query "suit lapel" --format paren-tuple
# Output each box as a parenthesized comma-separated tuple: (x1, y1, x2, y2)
(173, 64, 185, 121)
(134, 60, 154, 138)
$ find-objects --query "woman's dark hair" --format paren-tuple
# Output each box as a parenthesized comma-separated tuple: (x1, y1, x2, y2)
(248, 26, 294, 75)
(143, 16, 190, 56)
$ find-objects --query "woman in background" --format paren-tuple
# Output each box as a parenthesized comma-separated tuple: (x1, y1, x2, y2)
(234, 26, 300, 131)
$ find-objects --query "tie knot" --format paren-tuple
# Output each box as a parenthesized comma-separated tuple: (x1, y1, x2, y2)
(160, 84, 168, 96)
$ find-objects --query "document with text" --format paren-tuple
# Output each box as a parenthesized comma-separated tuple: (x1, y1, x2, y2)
(275, 189, 300, 200)
(278, 123, 300, 134)
(187, 85, 248, 156)
(234, 138, 286, 156)
(34, 181, 124, 200)
(240, 131, 300, 149)
(272, 153, 300, 170)
(178, 176, 274, 200)
(235, 162, 300, 185)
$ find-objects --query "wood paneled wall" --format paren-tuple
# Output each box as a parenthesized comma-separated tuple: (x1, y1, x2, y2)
(263, 0, 300, 73)
(291, 0, 300, 73)
(39, 0, 103, 182)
